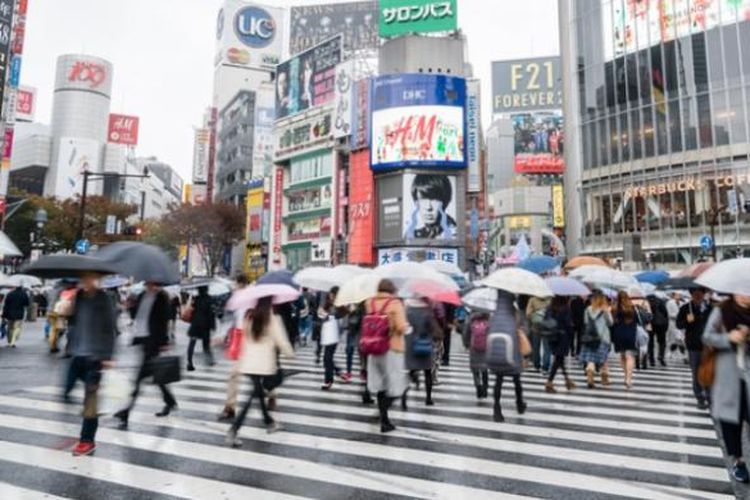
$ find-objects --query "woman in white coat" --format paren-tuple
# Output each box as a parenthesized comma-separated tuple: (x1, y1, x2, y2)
(227, 296, 294, 447)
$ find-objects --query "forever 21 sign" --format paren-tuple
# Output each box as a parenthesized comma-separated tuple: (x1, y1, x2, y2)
(275, 110, 332, 161)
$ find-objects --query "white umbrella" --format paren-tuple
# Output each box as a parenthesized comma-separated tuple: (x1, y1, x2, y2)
(334, 272, 380, 307)
(0, 274, 43, 288)
(333, 264, 370, 278)
(461, 287, 497, 312)
(423, 260, 463, 277)
(545, 276, 590, 297)
(569, 265, 638, 290)
(696, 258, 750, 295)
(375, 261, 459, 291)
(294, 266, 349, 292)
(480, 268, 553, 297)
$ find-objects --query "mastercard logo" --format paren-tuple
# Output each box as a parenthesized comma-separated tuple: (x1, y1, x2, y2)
(227, 47, 250, 65)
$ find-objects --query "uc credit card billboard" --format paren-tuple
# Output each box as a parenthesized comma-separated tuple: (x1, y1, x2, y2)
(370, 74, 466, 171)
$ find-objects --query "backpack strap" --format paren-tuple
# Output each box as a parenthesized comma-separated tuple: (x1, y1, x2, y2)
(378, 298, 394, 315)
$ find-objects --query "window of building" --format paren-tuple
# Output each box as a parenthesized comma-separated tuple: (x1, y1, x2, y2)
(706, 28, 725, 90)
(598, 118, 609, 166)
(728, 87, 747, 144)
(619, 111, 630, 161)
(712, 90, 731, 146)
(739, 20, 750, 78)
(609, 114, 619, 163)
(723, 24, 742, 87)
(682, 97, 698, 150)
(290, 152, 333, 184)
(642, 105, 655, 157)
(697, 93, 713, 148)
(631, 108, 643, 159)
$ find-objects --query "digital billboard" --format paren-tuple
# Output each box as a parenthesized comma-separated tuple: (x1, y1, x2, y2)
(370, 74, 466, 171)
(402, 173, 457, 241)
(379, 0, 457, 37)
(275, 35, 342, 120)
(215, 1, 284, 69)
(465, 79, 480, 192)
(252, 82, 275, 177)
(289, 1, 378, 55)
(492, 56, 562, 114)
(512, 111, 565, 174)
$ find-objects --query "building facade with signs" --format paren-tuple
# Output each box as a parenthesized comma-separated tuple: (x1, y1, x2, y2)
(560, 0, 750, 263)
(215, 90, 257, 204)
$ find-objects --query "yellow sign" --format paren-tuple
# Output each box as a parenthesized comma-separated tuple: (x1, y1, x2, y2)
(552, 184, 565, 228)
(183, 184, 192, 203)
(244, 186, 265, 278)
(508, 216, 532, 229)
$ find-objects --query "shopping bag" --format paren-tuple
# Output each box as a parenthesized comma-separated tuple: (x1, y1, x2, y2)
(98, 370, 131, 415)
(225, 327, 243, 361)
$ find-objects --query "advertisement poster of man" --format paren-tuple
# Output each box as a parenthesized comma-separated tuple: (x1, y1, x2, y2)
(402, 173, 457, 241)
(289, 2, 378, 55)
(512, 111, 565, 174)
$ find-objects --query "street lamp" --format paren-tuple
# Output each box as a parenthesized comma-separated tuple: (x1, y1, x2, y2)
(31, 208, 48, 262)
(35, 208, 48, 229)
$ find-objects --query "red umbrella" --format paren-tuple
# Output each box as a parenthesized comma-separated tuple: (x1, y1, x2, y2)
(678, 262, 714, 278)
(408, 280, 461, 306)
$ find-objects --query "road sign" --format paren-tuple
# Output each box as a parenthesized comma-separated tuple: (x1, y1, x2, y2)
(699, 235, 713, 252)
(75, 239, 90, 254)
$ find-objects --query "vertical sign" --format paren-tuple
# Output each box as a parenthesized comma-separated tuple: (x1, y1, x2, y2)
(332, 59, 354, 139)
(206, 107, 218, 202)
(466, 79, 480, 192)
(0, 0, 17, 198)
(350, 77, 369, 150)
(552, 184, 565, 228)
(272, 166, 284, 263)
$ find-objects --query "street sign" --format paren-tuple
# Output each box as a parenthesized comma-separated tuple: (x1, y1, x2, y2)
(699, 235, 713, 252)
(75, 239, 90, 254)
(105, 215, 116, 235)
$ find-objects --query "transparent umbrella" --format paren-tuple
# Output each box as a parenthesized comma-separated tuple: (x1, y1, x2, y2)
(696, 258, 750, 295)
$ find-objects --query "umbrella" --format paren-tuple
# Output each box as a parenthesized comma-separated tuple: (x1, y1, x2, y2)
(659, 276, 699, 290)
(696, 258, 750, 295)
(640, 282, 658, 296)
(545, 276, 590, 297)
(407, 279, 462, 306)
(333, 264, 370, 279)
(334, 272, 380, 307)
(480, 268, 553, 297)
(569, 265, 638, 290)
(626, 284, 645, 298)
(294, 266, 350, 292)
(256, 270, 298, 288)
(226, 284, 300, 312)
(100, 275, 129, 289)
(635, 270, 670, 285)
(461, 287, 497, 312)
(564, 256, 609, 271)
(374, 261, 459, 291)
(23, 254, 119, 279)
(679, 261, 714, 278)
(423, 260, 463, 276)
(94, 242, 180, 285)
(181, 278, 232, 296)
(0, 274, 43, 288)
(518, 255, 560, 275)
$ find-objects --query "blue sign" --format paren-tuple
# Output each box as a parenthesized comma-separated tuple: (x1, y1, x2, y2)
(370, 74, 467, 171)
(470, 208, 479, 242)
(75, 239, 91, 255)
(9, 55, 21, 88)
(234, 6, 276, 48)
(699, 235, 713, 252)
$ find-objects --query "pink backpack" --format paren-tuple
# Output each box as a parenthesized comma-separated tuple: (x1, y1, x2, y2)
(359, 298, 394, 356)
(470, 319, 489, 352)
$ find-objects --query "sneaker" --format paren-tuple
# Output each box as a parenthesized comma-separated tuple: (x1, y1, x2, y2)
(380, 421, 396, 433)
(425, 398, 435, 406)
(113, 409, 129, 429)
(72, 441, 96, 456)
(155, 404, 176, 417)
(338, 372, 352, 383)
(697, 399, 709, 410)
(225, 430, 242, 448)
(733, 462, 750, 483)
(544, 381, 557, 394)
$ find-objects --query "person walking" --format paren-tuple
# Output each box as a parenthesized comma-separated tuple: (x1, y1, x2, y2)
(114, 282, 177, 429)
(345, 303, 364, 380)
(647, 293, 669, 367)
(579, 290, 614, 388)
(297, 289, 312, 347)
(702, 293, 750, 484)
(186, 286, 216, 371)
(320, 287, 345, 389)
(489, 290, 527, 423)
(404, 296, 441, 407)
(526, 295, 552, 372)
(365, 279, 409, 433)
(677, 287, 713, 409)
(3, 285, 29, 347)
(612, 291, 638, 389)
(226, 296, 295, 447)
(545, 296, 576, 393)
(66, 272, 117, 456)
(666, 291, 687, 361)
(167, 295, 181, 343)
(441, 303, 456, 366)
(219, 274, 250, 422)
(462, 310, 490, 399)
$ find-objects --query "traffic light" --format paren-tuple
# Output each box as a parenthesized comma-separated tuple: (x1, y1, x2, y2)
(123, 225, 143, 236)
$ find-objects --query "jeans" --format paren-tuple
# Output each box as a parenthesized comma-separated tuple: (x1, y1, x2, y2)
(531, 335, 551, 371)
(688, 350, 710, 403)
(232, 375, 272, 432)
(69, 357, 103, 442)
(299, 317, 312, 344)
(323, 343, 339, 384)
(548, 354, 568, 382)
(441, 328, 452, 365)
(493, 373, 523, 410)
(345, 334, 359, 374)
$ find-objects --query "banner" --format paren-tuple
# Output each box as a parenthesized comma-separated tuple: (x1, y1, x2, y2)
(512, 111, 565, 174)
(245, 182, 265, 279)
(252, 82, 275, 177)
(107, 114, 140, 145)
(466, 79, 480, 192)
(377, 247, 458, 266)
(332, 60, 354, 139)
(274, 108, 332, 161)
(290, 2, 378, 55)
(492, 56, 562, 114)
(377, 175, 403, 242)
(272, 166, 284, 263)
(215, 1, 284, 69)
(379, 0, 457, 37)
(402, 173, 457, 242)
(192, 127, 210, 183)
(347, 150, 374, 264)
(15, 84, 34, 121)
(350, 77, 370, 150)
(552, 184, 565, 228)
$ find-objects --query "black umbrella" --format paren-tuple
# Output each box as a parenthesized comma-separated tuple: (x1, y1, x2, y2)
(23, 254, 119, 279)
(256, 270, 298, 288)
(658, 276, 698, 290)
(94, 242, 180, 285)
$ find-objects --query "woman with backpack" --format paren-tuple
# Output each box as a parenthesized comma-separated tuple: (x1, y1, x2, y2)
(226, 296, 295, 446)
(612, 291, 638, 389)
(544, 296, 576, 393)
(404, 296, 442, 407)
(580, 290, 614, 389)
(363, 279, 409, 433)
(462, 310, 490, 399)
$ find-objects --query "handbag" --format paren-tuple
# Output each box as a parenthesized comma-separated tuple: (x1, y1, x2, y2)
(320, 316, 340, 346)
(150, 356, 181, 385)
(180, 304, 194, 323)
(225, 327, 243, 361)
(518, 330, 532, 357)
(411, 334, 433, 357)
(697, 346, 716, 388)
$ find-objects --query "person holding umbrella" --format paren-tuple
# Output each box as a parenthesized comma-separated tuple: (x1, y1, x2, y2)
(462, 309, 491, 399)
(186, 286, 216, 371)
(544, 295, 577, 393)
(218, 274, 250, 422)
(114, 281, 178, 429)
(580, 290, 614, 388)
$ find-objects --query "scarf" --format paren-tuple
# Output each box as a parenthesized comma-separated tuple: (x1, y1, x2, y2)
(720, 298, 750, 332)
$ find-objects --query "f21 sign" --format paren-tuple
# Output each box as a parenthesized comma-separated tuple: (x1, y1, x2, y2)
(370, 74, 466, 171)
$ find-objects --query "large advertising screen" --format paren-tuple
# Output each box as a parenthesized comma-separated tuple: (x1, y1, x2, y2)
(370, 74, 466, 171)
(275, 35, 342, 120)
(290, 1, 378, 55)
(402, 173, 457, 241)
(215, 1, 284, 69)
(252, 82, 275, 177)
(379, 0, 457, 37)
(512, 111, 565, 174)
(492, 56, 562, 114)
(55, 137, 101, 199)
(192, 127, 210, 183)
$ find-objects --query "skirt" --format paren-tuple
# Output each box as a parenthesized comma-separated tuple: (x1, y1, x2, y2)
(579, 342, 611, 366)
(367, 350, 408, 398)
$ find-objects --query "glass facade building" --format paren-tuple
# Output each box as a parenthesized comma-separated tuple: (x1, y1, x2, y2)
(560, 0, 750, 263)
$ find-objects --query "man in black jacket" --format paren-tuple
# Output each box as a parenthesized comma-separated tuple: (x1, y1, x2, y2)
(647, 294, 669, 367)
(3, 285, 29, 347)
(114, 282, 177, 429)
(676, 287, 712, 409)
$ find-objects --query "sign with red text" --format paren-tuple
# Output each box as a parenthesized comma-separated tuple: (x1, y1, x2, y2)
(15, 85, 34, 121)
(107, 114, 140, 145)
(272, 166, 284, 263)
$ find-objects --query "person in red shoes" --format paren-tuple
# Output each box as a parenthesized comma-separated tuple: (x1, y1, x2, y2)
(67, 272, 118, 456)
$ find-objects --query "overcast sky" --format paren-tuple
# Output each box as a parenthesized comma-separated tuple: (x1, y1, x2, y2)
(23, 0, 558, 181)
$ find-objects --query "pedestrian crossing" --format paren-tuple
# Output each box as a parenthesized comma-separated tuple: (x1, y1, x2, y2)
(0, 336, 739, 499)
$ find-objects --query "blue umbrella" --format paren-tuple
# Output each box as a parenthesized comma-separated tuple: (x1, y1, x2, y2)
(518, 255, 559, 275)
(256, 270, 298, 289)
(635, 270, 670, 285)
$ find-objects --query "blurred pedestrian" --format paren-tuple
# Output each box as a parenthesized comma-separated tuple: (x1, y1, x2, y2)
(580, 290, 613, 388)
(167, 294, 181, 343)
(488, 290, 526, 423)
(404, 296, 441, 407)
(3, 285, 29, 347)
(186, 286, 216, 371)
(226, 296, 294, 446)
(545, 296, 576, 393)
(526, 295, 552, 372)
(612, 291, 638, 390)
(677, 287, 713, 409)
(219, 274, 250, 421)
(441, 303, 456, 366)
(345, 303, 364, 380)
(320, 287, 345, 389)
(666, 292, 686, 361)
(462, 310, 490, 400)
(298, 289, 312, 347)
(647, 293, 669, 367)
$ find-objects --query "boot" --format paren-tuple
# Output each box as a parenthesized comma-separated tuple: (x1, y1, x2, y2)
(516, 400, 527, 415)
(377, 392, 395, 433)
(113, 409, 129, 430)
(544, 381, 557, 393)
(493, 404, 505, 422)
(565, 378, 577, 391)
(362, 390, 374, 405)
(401, 391, 408, 411)
(600, 369, 611, 386)
(585, 367, 595, 389)
(217, 406, 235, 422)
(475, 385, 483, 400)
(155, 404, 176, 417)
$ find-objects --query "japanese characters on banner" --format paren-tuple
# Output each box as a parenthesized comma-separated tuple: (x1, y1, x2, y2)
(347, 150, 374, 264)
(377, 247, 458, 266)
(378, 0, 457, 37)
(465, 79, 480, 192)
(192, 127, 210, 183)
(272, 166, 284, 263)
(107, 113, 140, 145)
(332, 59, 354, 139)
(350, 77, 370, 150)
(15, 84, 33, 121)
(274, 108, 332, 161)
(552, 184, 565, 228)
(290, 1, 378, 55)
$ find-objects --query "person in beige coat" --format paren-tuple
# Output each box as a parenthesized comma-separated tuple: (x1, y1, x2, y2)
(226, 296, 294, 447)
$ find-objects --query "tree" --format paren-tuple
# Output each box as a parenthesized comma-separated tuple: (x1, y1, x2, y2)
(161, 203, 245, 276)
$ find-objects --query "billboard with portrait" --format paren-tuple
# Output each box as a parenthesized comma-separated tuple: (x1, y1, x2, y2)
(215, 1, 284, 69)
(402, 173, 457, 241)
(492, 56, 562, 114)
(370, 74, 466, 171)
(275, 35, 342, 120)
(289, 1, 378, 55)
(512, 111, 565, 174)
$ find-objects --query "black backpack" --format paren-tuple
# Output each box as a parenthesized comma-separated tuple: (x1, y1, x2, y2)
(648, 296, 668, 331)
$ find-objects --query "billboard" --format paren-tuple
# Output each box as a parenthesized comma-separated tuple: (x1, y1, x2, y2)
(288, 216, 332, 241)
(512, 111, 565, 174)
(379, 0, 457, 37)
(351, 77, 370, 150)
(272, 166, 283, 263)
(275, 108, 332, 161)
(252, 82, 275, 177)
(287, 184, 333, 213)
(192, 127, 210, 183)
(466, 79, 480, 192)
(15, 85, 34, 121)
(492, 56, 562, 114)
(332, 60, 354, 139)
(245, 182, 265, 279)
(55, 56, 113, 98)
(55, 137, 101, 199)
(107, 114, 140, 145)
(402, 173, 457, 241)
(275, 35, 342, 120)
(370, 74, 466, 171)
(191, 183, 208, 205)
(215, 1, 284, 69)
(377, 247, 458, 265)
(289, 1, 378, 55)
(348, 150, 374, 264)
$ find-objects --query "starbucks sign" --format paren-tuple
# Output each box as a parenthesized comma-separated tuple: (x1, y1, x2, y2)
(379, 0, 457, 37)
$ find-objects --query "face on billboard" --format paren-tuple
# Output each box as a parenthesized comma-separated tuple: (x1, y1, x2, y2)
(512, 111, 565, 174)
(402, 173, 457, 241)
(289, 1, 378, 55)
